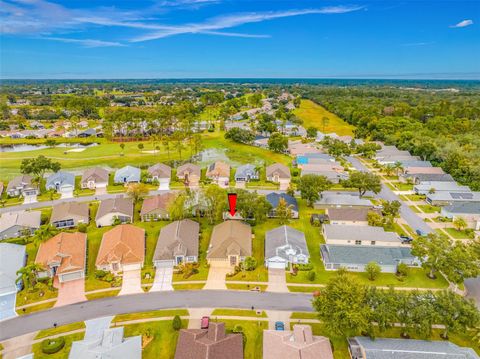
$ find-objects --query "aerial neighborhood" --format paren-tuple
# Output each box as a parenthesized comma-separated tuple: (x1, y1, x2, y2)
(0, 82, 479, 359)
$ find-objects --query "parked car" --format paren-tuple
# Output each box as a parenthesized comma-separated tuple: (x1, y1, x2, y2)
(416, 229, 428, 237)
(275, 321, 285, 331)
(201, 316, 209, 329)
(400, 235, 413, 244)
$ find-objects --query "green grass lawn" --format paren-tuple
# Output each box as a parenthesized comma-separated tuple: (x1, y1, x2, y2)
(288, 286, 323, 293)
(218, 319, 268, 359)
(418, 204, 441, 213)
(35, 322, 86, 339)
(32, 332, 85, 359)
(293, 100, 355, 136)
(391, 182, 414, 191)
(113, 309, 189, 323)
(290, 312, 318, 320)
(85, 289, 120, 300)
(18, 301, 56, 315)
(444, 227, 473, 239)
(211, 309, 267, 318)
(226, 283, 268, 291)
(172, 283, 205, 290)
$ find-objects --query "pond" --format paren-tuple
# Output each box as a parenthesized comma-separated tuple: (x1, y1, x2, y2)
(0, 143, 99, 153)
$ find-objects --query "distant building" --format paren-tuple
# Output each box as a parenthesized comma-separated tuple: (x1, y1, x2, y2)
(81, 167, 109, 190)
(147, 163, 171, 190)
(46, 171, 75, 198)
(234, 164, 259, 183)
(266, 193, 299, 219)
(6, 175, 38, 197)
(266, 163, 291, 190)
(206, 161, 230, 188)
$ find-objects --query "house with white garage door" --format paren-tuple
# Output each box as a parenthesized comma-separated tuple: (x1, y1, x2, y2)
(95, 197, 134, 227)
(96, 224, 145, 273)
(153, 219, 199, 267)
(0, 210, 41, 240)
(45, 171, 75, 198)
(265, 225, 309, 269)
(0, 243, 26, 321)
(207, 221, 252, 267)
(266, 163, 291, 190)
(35, 232, 86, 283)
(50, 202, 89, 229)
(114, 165, 141, 185)
(81, 167, 109, 190)
(148, 163, 172, 190)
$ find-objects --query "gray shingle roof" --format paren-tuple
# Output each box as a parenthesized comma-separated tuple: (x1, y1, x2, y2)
(0, 243, 26, 296)
(153, 219, 199, 261)
(235, 164, 258, 180)
(315, 193, 372, 207)
(443, 202, 480, 215)
(50, 202, 89, 224)
(95, 197, 134, 220)
(114, 166, 141, 183)
(46, 171, 75, 190)
(321, 244, 415, 266)
(266, 193, 298, 212)
(265, 225, 309, 260)
(323, 224, 401, 244)
(0, 210, 41, 233)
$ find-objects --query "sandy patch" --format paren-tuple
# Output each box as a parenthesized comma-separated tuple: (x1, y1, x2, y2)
(66, 148, 86, 153)
(141, 150, 160, 154)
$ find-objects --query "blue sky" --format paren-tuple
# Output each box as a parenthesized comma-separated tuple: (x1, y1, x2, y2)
(1, 0, 478, 79)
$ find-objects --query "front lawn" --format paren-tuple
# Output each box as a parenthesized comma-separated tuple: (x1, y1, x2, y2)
(218, 319, 268, 359)
(211, 309, 267, 318)
(418, 204, 441, 213)
(31, 332, 85, 359)
(113, 309, 189, 323)
(290, 312, 318, 320)
(85, 289, 120, 300)
(173, 283, 205, 290)
(226, 283, 268, 292)
(35, 322, 86, 339)
(444, 227, 474, 239)
(288, 286, 323, 293)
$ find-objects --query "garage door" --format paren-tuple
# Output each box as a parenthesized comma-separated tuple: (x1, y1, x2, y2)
(154, 260, 174, 268)
(123, 263, 142, 271)
(60, 271, 83, 282)
(267, 260, 286, 269)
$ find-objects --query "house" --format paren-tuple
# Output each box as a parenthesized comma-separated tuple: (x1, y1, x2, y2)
(404, 166, 444, 176)
(377, 154, 420, 165)
(426, 191, 480, 206)
(207, 220, 252, 266)
(177, 163, 201, 188)
(398, 160, 432, 168)
(441, 202, 480, 230)
(147, 163, 171, 190)
(6, 175, 38, 197)
(175, 322, 243, 359)
(70, 319, 141, 359)
(314, 192, 372, 209)
(401, 172, 454, 184)
(348, 336, 479, 359)
(45, 171, 75, 198)
(322, 224, 402, 247)
(263, 325, 334, 359)
(265, 226, 309, 269)
(253, 135, 269, 148)
(300, 163, 348, 183)
(0, 210, 41, 240)
(325, 208, 373, 226)
(0, 243, 26, 321)
(78, 128, 96, 137)
(266, 193, 299, 219)
(288, 141, 321, 157)
(296, 153, 334, 166)
(206, 161, 230, 188)
(266, 163, 291, 190)
(50, 202, 89, 229)
(140, 193, 176, 221)
(153, 219, 200, 267)
(235, 164, 259, 183)
(414, 181, 469, 195)
(114, 165, 141, 184)
(95, 197, 134, 227)
(81, 167, 109, 189)
(35, 232, 87, 283)
(320, 244, 418, 273)
(96, 224, 145, 272)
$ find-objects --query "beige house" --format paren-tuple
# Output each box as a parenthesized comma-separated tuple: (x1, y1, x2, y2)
(177, 163, 201, 188)
(322, 224, 402, 247)
(266, 163, 291, 190)
(140, 193, 176, 221)
(50, 202, 89, 229)
(325, 208, 373, 226)
(95, 197, 133, 227)
(96, 224, 145, 273)
(147, 163, 172, 190)
(207, 221, 252, 266)
(206, 161, 230, 188)
(263, 325, 333, 359)
(81, 167, 109, 189)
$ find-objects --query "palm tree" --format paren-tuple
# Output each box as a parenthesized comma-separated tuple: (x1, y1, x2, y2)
(32, 224, 58, 248)
(383, 164, 395, 176)
(452, 216, 467, 232)
(393, 161, 404, 177)
(16, 263, 45, 291)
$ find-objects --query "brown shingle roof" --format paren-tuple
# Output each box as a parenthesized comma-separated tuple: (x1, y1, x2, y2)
(81, 167, 109, 184)
(96, 197, 134, 221)
(35, 232, 86, 275)
(153, 219, 199, 261)
(147, 163, 171, 179)
(96, 224, 145, 266)
(6, 175, 35, 192)
(266, 163, 291, 179)
(50, 202, 89, 224)
(207, 221, 252, 259)
(206, 161, 230, 178)
(177, 163, 201, 178)
(140, 193, 176, 216)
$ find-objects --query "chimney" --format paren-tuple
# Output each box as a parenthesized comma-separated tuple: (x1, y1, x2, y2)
(207, 322, 226, 342)
(292, 325, 313, 344)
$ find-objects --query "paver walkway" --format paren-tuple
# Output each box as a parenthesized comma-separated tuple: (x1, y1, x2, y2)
(119, 270, 142, 295)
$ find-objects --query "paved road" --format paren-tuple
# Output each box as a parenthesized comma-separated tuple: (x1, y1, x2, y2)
(347, 156, 432, 234)
(0, 290, 312, 341)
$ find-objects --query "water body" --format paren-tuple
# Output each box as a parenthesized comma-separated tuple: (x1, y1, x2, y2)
(0, 143, 98, 153)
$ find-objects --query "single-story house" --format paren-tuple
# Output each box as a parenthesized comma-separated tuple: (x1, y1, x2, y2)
(401, 173, 454, 184)
(314, 192, 373, 209)
(206, 161, 230, 188)
(78, 128, 96, 137)
(320, 244, 418, 273)
(177, 163, 201, 187)
(140, 193, 176, 221)
(288, 141, 321, 157)
(35, 232, 87, 283)
(265, 225, 309, 269)
(348, 336, 479, 359)
(0, 243, 26, 321)
(325, 208, 373, 226)
(6, 175, 38, 197)
(153, 219, 200, 267)
(426, 191, 480, 206)
(0, 210, 41, 240)
(96, 224, 145, 273)
(45, 171, 75, 197)
(95, 197, 134, 227)
(253, 136, 269, 148)
(414, 181, 468, 195)
(114, 165, 141, 184)
(296, 153, 335, 166)
(266, 193, 299, 219)
(441, 202, 480, 230)
(404, 166, 444, 176)
(234, 164, 259, 183)
(207, 220, 252, 266)
(147, 163, 171, 190)
(377, 155, 420, 165)
(266, 163, 291, 190)
(263, 325, 334, 359)
(300, 163, 348, 183)
(50, 202, 89, 229)
(322, 224, 402, 247)
(81, 167, 109, 189)
(175, 322, 243, 359)
(398, 160, 432, 168)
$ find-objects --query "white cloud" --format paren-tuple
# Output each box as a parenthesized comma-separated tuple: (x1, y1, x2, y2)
(44, 37, 126, 47)
(450, 19, 473, 28)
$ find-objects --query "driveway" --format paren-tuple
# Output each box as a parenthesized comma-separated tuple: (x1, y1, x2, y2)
(54, 278, 86, 307)
(203, 262, 230, 290)
(119, 269, 142, 295)
(0, 293, 17, 322)
(95, 187, 107, 196)
(150, 267, 173, 292)
(267, 268, 288, 293)
(265, 310, 291, 330)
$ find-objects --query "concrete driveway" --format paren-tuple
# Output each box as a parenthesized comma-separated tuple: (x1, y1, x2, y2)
(150, 267, 173, 292)
(95, 187, 107, 196)
(119, 269, 143, 295)
(0, 293, 17, 321)
(203, 262, 230, 290)
(266, 310, 291, 330)
(54, 278, 86, 307)
(267, 268, 288, 293)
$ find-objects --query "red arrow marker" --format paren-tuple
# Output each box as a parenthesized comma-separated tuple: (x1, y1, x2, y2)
(227, 193, 237, 217)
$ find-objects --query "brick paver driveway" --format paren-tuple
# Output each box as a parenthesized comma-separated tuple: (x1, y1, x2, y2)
(54, 278, 86, 307)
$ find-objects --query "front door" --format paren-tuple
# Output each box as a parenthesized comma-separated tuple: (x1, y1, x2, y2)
(229, 256, 237, 266)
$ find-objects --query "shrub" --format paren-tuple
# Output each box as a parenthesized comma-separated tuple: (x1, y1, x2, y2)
(41, 337, 65, 354)
(242, 257, 257, 271)
(365, 261, 381, 281)
(296, 263, 314, 271)
(94, 270, 108, 279)
(77, 223, 88, 233)
(307, 271, 316, 282)
(40, 213, 50, 225)
(396, 263, 408, 277)
(172, 315, 182, 331)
